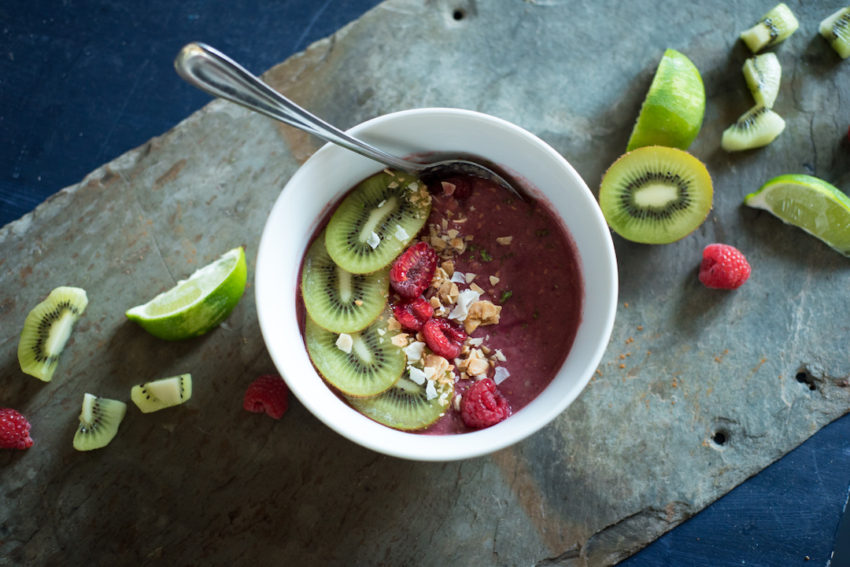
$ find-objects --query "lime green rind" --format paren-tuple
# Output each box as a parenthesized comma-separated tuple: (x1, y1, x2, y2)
(125, 247, 247, 340)
(626, 49, 706, 152)
(744, 174, 850, 256)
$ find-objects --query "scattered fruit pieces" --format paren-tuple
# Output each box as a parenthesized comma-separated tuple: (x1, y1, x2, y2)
(819, 7, 850, 59)
(740, 3, 799, 53)
(243, 375, 290, 419)
(390, 242, 438, 299)
(461, 378, 511, 429)
(347, 372, 453, 431)
(125, 246, 247, 341)
(422, 317, 467, 360)
(743, 52, 781, 108)
(0, 408, 33, 450)
(392, 296, 434, 332)
(18, 286, 88, 382)
(131, 374, 193, 413)
(598, 146, 713, 244)
(744, 174, 850, 256)
(699, 244, 752, 289)
(73, 393, 126, 451)
(626, 48, 706, 151)
(721, 104, 785, 152)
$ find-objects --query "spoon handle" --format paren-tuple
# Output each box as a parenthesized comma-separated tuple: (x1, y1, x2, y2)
(174, 43, 418, 172)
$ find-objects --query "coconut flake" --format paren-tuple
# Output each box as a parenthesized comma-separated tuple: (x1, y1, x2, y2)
(403, 340, 426, 363)
(494, 366, 511, 385)
(450, 271, 467, 284)
(409, 366, 427, 385)
(467, 337, 484, 347)
(394, 225, 410, 241)
(425, 380, 438, 400)
(335, 333, 353, 354)
(367, 231, 381, 249)
(448, 289, 481, 322)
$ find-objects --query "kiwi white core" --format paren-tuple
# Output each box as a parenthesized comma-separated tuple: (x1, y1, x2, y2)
(634, 184, 679, 208)
(359, 197, 398, 243)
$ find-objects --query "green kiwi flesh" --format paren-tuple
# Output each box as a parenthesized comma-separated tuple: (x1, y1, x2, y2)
(819, 7, 850, 59)
(721, 105, 786, 152)
(740, 3, 799, 53)
(73, 393, 127, 451)
(325, 169, 431, 274)
(305, 310, 405, 397)
(743, 52, 781, 108)
(347, 372, 454, 431)
(598, 146, 713, 244)
(301, 232, 389, 333)
(18, 286, 88, 382)
(131, 374, 193, 413)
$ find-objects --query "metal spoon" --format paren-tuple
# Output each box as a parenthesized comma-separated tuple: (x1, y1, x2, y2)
(174, 42, 522, 198)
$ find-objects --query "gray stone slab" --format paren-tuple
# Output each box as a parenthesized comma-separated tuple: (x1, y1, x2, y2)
(1, 1, 849, 565)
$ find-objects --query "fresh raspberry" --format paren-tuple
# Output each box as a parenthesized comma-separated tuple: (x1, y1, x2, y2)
(422, 317, 467, 359)
(392, 296, 434, 332)
(243, 375, 289, 419)
(0, 408, 33, 450)
(699, 243, 751, 289)
(461, 378, 511, 429)
(390, 242, 438, 299)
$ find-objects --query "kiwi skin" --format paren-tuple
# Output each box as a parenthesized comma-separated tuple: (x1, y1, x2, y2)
(18, 286, 89, 382)
(73, 393, 127, 451)
(347, 374, 454, 431)
(598, 146, 713, 245)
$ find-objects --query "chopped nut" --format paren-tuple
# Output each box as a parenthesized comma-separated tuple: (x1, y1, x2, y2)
(441, 260, 455, 277)
(391, 333, 409, 347)
(430, 236, 448, 251)
(463, 300, 502, 334)
(429, 296, 442, 309)
(496, 236, 513, 245)
(469, 282, 485, 295)
(489, 275, 500, 286)
(441, 181, 456, 196)
(449, 237, 466, 253)
(464, 272, 477, 284)
(387, 317, 401, 331)
(447, 229, 459, 239)
(437, 280, 460, 305)
(354, 299, 363, 306)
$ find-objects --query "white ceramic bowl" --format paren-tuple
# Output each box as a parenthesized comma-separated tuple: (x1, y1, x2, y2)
(255, 108, 617, 461)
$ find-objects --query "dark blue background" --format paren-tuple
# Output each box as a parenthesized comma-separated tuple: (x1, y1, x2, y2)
(2, 2, 848, 564)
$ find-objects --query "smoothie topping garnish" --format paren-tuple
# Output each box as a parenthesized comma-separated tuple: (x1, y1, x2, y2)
(390, 242, 438, 298)
(496, 236, 513, 246)
(335, 333, 354, 354)
(464, 300, 502, 334)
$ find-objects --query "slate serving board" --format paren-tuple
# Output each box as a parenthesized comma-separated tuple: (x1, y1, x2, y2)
(1, 1, 849, 565)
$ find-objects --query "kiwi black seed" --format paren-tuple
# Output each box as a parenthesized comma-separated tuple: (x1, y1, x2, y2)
(347, 372, 454, 431)
(301, 232, 389, 334)
(324, 169, 431, 274)
(819, 7, 850, 59)
(721, 104, 785, 152)
(131, 374, 193, 413)
(18, 286, 89, 382)
(73, 393, 127, 451)
(304, 310, 405, 397)
(598, 146, 713, 244)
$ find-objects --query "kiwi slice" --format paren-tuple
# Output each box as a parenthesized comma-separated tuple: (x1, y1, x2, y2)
(347, 372, 453, 431)
(819, 7, 850, 60)
(598, 146, 713, 244)
(301, 232, 389, 333)
(18, 286, 88, 382)
(743, 52, 781, 109)
(325, 169, 431, 274)
(721, 105, 786, 152)
(73, 393, 127, 451)
(131, 374, 193, 413)
(740, 3, 799, 53)
(305, 310, 405, 397)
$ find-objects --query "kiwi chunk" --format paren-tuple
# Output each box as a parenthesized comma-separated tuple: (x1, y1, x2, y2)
(305, 311, 405, 397)
(721, 105, 785, 152)
(73, 393, 127, 451)
(743, 52, 781, 108)
(740, 3, 799, 53)
(325, 169, 431, 274)
(18, 286, 88, 382)
(131, 374, 193, 413)
(598, 146, 713, 244)
(347, 372, 454, 431)
(819, 7, 850, 60)
(301, 232, 389, 333)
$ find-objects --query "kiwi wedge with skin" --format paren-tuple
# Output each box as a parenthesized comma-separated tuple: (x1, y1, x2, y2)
(819, 7, 850, 60)
(73, 393, 127, 451)
(301, 232, 389, 333)
(347, 373, 454, 431)
(305, 310, 405, 398)
(131, 374, 193, 413)
(743, 52, 781, 109)
(721, 105, 786, 152)
(598, 146, 713, 245)
(18, 286, 88, 382)
(740, 3, 799, 53)
(325, 169, 431, 274)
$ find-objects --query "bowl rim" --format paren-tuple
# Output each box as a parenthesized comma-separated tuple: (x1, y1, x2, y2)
(255, 107, 618, 461)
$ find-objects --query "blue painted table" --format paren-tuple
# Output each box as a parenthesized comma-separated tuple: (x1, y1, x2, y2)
(2, 2, 848, 564)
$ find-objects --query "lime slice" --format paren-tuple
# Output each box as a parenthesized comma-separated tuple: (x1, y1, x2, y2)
(626, 49, 706, 152)
(126, 246, 247, 340)
(744, 174, 850, 256)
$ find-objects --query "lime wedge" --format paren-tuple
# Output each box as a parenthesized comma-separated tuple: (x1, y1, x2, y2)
(626, 49, 706, 152)
(744, 174, 850, 256)
(126, 246, 247, 339)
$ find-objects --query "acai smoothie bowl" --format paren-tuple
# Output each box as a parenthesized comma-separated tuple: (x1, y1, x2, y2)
(255, 108, 617, 461)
